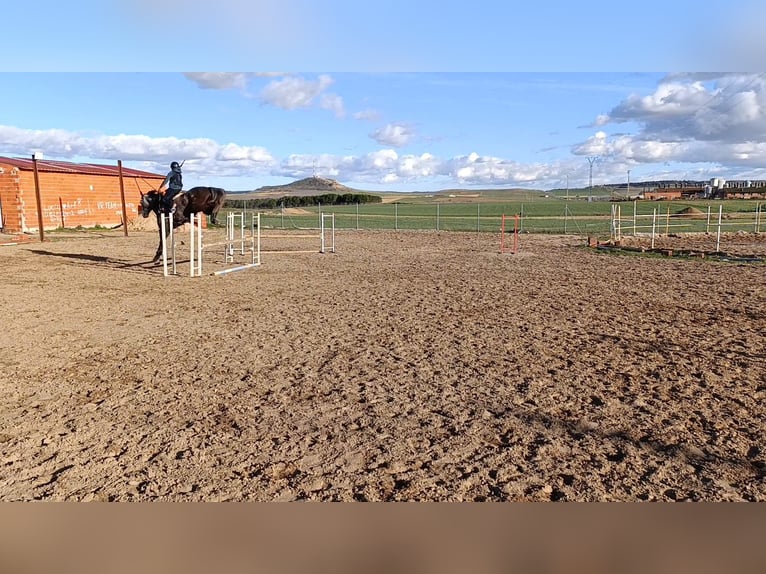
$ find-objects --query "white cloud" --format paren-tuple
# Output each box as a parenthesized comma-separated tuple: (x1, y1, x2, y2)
(446, 152, 550, 185)
(353, 109, 381, 121)
(571, 73, 766, 179)
(398, 153, 440, 177)
(270, 147, 574, 188)
(0, 124, 275, 180)
(183, 72, 250, 90)
(259, 74, 342, 113)
(571, 131, 609, 157)
(594, 73, 766, 143)
(319, 93, 346, 118)
(370, 123, 415, 147)
(183, 71, 347, 116)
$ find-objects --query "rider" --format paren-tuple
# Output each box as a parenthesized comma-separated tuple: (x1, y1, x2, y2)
(158, 161, 183, 213)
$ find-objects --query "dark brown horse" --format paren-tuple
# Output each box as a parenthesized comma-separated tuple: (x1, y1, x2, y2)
(140, 186, 227, 262)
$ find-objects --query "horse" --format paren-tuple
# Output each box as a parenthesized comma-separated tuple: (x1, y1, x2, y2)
(139, 186, 227, 262)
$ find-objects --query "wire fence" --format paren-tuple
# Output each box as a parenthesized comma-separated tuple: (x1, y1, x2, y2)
(610, 202, 764, 251)
(220, 200, 764, 238)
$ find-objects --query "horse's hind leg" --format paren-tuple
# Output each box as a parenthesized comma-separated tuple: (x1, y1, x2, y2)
(210, 204, 222, 225)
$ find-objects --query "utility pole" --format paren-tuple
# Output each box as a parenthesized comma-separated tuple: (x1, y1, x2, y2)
(565, 174, 569, 201)
(587, 156, 598, 202)
(32, 153, 45, 242)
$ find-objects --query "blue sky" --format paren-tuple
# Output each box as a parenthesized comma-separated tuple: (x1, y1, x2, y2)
(1, 2, 765, 192)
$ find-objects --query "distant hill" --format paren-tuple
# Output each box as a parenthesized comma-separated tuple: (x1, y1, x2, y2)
(228, 177, 545, 203)
(232, 176, 363, 199)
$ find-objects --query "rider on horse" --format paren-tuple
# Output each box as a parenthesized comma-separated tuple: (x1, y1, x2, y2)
(158, 161, 184, 214)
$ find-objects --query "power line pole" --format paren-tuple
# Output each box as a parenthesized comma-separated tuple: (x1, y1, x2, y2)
(587, 156, 598, 202)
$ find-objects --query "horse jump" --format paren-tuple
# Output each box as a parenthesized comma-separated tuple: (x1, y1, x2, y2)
(500, 213, 520, 254)
(158, 211, 261, 277)
(260, 213, 336, 256)
(189, 212, 262, 277)
(158, 211, 334, 276)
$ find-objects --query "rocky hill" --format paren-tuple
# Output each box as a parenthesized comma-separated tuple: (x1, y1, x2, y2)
(244, 176, 360, 198)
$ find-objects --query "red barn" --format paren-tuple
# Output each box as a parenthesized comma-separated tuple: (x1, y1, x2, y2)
(644, 189, 682, 201)
(0, 156, 164, 234)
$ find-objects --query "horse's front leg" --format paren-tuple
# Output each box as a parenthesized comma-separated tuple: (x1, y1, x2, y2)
(153, 230, 163, 263)
(152, 214, 171, 263)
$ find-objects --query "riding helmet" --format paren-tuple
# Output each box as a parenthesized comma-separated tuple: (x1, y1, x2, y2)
(170, 161, 180, 170)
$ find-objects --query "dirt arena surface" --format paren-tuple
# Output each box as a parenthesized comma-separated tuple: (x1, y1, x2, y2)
(1, 227, 764, 501)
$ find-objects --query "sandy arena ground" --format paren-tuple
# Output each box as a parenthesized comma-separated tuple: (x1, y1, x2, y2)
(0, 226, 764, 501)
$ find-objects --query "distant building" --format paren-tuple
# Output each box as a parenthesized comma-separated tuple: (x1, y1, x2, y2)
(644, 189, 683, 201)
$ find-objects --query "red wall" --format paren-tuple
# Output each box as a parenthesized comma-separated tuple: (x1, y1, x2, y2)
(0, 164, 164, 233)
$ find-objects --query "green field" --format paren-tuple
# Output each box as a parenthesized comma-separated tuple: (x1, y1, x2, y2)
(221, 195, 765, 237)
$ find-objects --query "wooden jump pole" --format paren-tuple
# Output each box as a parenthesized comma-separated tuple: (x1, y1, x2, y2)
(500, 214, 519, 254)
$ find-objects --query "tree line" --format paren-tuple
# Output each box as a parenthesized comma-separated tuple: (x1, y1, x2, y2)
(225, 193, 383, 210)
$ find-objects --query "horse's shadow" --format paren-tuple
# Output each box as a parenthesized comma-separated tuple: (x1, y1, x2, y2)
(29, 249, 159, 271)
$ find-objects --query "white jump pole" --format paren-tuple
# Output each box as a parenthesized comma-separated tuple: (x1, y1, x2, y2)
(197, 215, 202, 273)
(320, 213, 336, 253)
(256, 212, 261, 264)
(226, 212, 233, 262)
(610, 204, 621, 241)
(213, 212, 262, 276)
(189, 213, 195, 277)
(160, 213, 176, 277)
(189, 213, 203, 277)
(160, 212, 167, 276)
(633, 200, 637, 236)
(225, 212, 247, 262)
(716, 204, 723, 252)
(320, 214, 325, 253)
(651, 208, 657, 249)
(171, 216, 176, 275)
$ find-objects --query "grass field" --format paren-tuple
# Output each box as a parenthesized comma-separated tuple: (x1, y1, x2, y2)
(221, 194, 764, 237)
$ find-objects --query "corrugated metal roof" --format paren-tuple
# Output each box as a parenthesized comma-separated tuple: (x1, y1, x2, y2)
(0, 156, 163, 178)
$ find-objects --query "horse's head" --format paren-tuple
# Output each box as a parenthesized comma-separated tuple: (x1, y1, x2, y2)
(139, 191, 159, 218)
